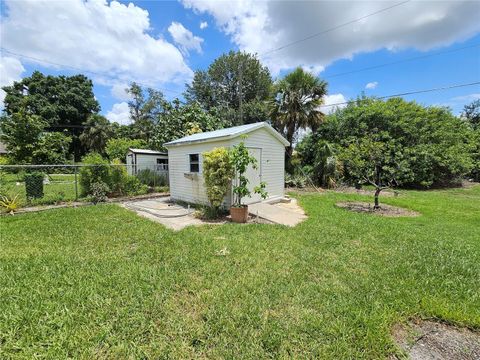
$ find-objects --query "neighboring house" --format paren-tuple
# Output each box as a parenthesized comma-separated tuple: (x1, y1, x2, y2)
(126, 148, 168, 175)
(0, 141, 8, 156)
(164, 122, 289, 207)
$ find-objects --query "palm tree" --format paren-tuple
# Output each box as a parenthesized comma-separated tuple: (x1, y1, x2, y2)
(314, 141, 342, 188)
(270, 67, 327, 171)
(79, 114, 113, 155)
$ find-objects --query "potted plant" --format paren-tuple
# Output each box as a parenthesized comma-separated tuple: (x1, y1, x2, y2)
(230, 140, 268, 223)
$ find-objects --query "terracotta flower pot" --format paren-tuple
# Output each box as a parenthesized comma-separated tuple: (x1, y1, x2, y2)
(230, 205, 249, 223)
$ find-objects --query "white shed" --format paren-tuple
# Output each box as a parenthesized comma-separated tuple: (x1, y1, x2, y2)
(164, 122, 289, 207)
(126, 148, 168, 175)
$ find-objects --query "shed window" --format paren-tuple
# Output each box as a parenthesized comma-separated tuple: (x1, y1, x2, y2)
(156, 158, 168, 171)
(189, 154, 199, 173)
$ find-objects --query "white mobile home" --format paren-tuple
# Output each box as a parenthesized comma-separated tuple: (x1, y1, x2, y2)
(164, 122, 289, 207)
(126, 148, 168, 175)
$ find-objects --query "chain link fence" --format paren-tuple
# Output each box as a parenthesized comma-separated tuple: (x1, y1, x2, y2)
(0, 164, 169, 211)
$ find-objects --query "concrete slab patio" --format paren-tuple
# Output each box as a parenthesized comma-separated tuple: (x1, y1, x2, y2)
(122, 197, 307, 230)
(249, 199, 307, 227)
(121, 198, 211, 231)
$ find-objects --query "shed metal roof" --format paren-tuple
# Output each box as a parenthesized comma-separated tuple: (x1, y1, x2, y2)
(128, 148, 167, 155)
(164, 122, 289, 147)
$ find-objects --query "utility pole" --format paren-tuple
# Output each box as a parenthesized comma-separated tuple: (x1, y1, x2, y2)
(238, 60, 243, 124)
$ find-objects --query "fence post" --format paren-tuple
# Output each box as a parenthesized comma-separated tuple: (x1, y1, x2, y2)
(74, 165, 78, 200)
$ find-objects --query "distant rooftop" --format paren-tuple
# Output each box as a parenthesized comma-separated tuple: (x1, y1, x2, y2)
(164, 122, 289, 147)
(128, 148, 167, 155)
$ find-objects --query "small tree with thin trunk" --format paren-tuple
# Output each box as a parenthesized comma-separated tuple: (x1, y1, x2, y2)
(230, 140, 268, 207)
(340, 139, 410, 209)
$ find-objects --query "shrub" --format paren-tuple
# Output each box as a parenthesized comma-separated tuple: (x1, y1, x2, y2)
(195, 205, 227, 220)
(298, 97, 475, 188)
(136, 168, 167, 187)
(24, 172, 44, 199)
(285, 173, 306, 188)
(153, 186, 169, 193)
(109, 159, 128, 195)
(79, 153, 111, 196)
(124, 176, 148, 196)
(32, 132, 72, 165)
(202, 147, 234, 210)
(0, 156, 9, 166)
(90, 181, 109, 204)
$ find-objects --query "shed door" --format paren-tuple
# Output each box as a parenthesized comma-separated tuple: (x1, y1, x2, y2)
(244, 148, 262, 204)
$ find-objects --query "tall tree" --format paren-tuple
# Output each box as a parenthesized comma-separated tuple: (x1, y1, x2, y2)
(462, 100, 480, 181)
(2, 71, 99, 127)
(79, 115, 113, 155)
(127, 83, 169, 140)
(2, 71, 100, 160)
(270, 67, 328, 170)
(149, 100, 226, 151)
(185, 51, 272, 125)
(462, 99, 480, 130)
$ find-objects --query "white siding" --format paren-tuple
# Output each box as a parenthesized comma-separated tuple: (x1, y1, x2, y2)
(167, 139, 232, 205)
(126, 152, 168, 175)
(231, 127, 285, 204)
(167, 127, 286, 207)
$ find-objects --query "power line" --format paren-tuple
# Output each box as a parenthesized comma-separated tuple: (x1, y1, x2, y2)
(0, 47, 184, 96)
(261, 0, 411, 56)
(44, 81, 480, 128)
(319, 81, 480, 108)
(323, 43, 480, 79)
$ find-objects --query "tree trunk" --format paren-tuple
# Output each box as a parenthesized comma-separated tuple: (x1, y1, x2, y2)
(284, 123, 296, 174)
(374, 164, 382, 209)
(374, 187, 381, 209)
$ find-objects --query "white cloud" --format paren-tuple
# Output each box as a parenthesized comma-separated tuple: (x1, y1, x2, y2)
(1, 0, 193, 92)
(451, 93, 480, 102)
(320, 93, 347, 114)
(365, 81, 378, 90)
(0, 56, 25, 105)
(106, 102, 131, 125)
(301, 64, 325, 76)
(111, 83, 132, 101)
(168, 21, 204, 55)
(181, 0, 480, 75)
(439, 93, 480, 113)
(200, 21, 208, 30)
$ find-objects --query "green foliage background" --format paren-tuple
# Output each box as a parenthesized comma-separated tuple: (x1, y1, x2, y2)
(297, 97, 476, 188)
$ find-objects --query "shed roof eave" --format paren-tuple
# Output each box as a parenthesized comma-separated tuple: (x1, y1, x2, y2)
(164, 122, 289, 148)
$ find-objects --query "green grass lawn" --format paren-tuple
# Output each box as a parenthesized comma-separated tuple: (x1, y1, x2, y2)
(0, 173, 78, 206)
(1, 186, 479, 358)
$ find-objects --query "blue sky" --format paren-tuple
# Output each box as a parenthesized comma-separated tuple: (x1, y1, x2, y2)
(1, 0, 479, 124)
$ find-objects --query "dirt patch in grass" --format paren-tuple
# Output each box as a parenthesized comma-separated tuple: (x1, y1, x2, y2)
(334, 186, 400, 197)
(391, 320, 480, 360)
(336, 201, 420, 217)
